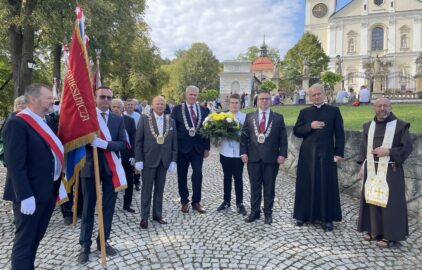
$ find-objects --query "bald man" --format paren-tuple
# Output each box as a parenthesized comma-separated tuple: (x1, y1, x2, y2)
(357, 97, 413, 248)
(135, 96, 177, 229)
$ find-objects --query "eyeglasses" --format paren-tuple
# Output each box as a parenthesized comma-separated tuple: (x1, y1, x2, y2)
(258, 98, 270, 101)
(99, 95, 112, 100)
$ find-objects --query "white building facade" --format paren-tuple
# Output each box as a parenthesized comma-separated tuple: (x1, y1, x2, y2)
(305, 0, 422, 93)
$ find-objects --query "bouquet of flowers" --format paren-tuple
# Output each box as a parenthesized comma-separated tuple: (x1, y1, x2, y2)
(200, 112, 242, 145)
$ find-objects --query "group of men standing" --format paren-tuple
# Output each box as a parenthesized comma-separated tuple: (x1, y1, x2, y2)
(2, 81, 413, 269)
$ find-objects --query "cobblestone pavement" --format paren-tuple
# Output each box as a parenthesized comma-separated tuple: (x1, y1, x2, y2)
(1, 149, 421, 270)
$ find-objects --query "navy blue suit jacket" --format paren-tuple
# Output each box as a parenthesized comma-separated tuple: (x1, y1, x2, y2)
(3, 115, 60, 203)
(171, 103, 210, 154)
(80, 112, 127, 178)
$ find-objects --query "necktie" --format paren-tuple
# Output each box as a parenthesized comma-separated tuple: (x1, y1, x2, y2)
(190, 105, 197, 127)
(101, 112, 106, 123)
(157, 116, 163, 135)
(259, 112, 266, 133)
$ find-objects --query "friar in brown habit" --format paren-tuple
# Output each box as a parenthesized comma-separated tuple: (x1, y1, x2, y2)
(357, 97, 413, 248)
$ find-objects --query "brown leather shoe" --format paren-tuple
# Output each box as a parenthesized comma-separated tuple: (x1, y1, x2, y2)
(192, 203, 206, 214)
(139, 219, 148, 229)
(181, 203, 189, 213)
(153, 217, 168, 224)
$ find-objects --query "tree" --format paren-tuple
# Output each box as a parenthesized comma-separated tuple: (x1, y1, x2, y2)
(260, 80, 277, 92)
(161, 43, 220, 102)
(280, 33, 329, 86)
(198, 89, 219, 102)
(320, 71, 343, 100)
(237, 46, 280, 64)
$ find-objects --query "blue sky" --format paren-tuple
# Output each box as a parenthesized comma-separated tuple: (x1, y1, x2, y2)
(145, 0, 352, 60)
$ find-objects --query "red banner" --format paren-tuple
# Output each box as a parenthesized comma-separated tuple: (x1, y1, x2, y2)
(58, 23, 99, 152)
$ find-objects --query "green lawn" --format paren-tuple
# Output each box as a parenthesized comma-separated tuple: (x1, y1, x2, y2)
(242, 104, 422, 133)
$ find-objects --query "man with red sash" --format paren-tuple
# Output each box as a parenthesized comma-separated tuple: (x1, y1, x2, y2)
(78, 86, 127, 264)
(3, 84, 64, 270)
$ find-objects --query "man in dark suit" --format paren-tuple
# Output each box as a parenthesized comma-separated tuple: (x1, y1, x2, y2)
(111, 98, 137, 213)
(135, 96, 177, 229)
(171, 85, 210, 213)
(78, 86, 127, 264)
(3, 84, 63, 270)
(240, 90, 288, 225)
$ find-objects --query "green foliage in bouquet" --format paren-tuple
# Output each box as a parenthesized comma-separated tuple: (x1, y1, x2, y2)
(199, 112, 243, 146)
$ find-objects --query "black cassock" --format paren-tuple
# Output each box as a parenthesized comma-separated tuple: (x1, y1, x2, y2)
(293, 104, 345, 223)
(357, 113, 412, 241)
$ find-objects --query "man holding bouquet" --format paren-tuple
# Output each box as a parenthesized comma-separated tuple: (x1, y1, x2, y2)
(240, 90, 288, 225)
(216, 94, 247, 215)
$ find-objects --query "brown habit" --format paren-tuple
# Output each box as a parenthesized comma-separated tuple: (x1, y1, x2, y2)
(357, 113, 413, 241)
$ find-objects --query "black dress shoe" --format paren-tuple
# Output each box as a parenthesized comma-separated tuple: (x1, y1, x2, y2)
(123, 207, 136, 213)
(140, 219, 148, 229)
(245, 213, 260, 223)
(97, 242, 117, 257)
(77, 247, 90, 264)
(217, 201, 230, 212)
(237, 204, 247, 216)
(153, 217, 168, 224)
(63, 216, 72, 225)
(296, 220, 304, 227)
(264, 214, 272, 225)
(325, 222, 333, 232)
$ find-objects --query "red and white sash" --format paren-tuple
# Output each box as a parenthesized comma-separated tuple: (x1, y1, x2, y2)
(17, 108, 68, 204)
(97, 112, 127, 191)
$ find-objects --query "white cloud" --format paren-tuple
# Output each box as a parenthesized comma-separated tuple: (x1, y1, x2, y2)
(145, 0, 303, 61)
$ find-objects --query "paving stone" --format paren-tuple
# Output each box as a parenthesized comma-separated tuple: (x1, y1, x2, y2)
(0, 149, 421, 269)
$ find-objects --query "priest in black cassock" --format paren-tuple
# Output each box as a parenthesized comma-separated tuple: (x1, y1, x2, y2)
(357, 97, 412, 248)
(293, 84, 345, 231)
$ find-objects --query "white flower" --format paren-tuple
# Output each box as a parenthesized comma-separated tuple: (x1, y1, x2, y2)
(226, 118, 233, 123)
(204, 116, 210, 122)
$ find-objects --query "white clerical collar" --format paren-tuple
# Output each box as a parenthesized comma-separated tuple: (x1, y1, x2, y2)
(313, 103, 325, 109)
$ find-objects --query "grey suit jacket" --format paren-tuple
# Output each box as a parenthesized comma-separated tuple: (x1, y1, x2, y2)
(240, 110, 288, 164)
(135, 113, 177, 169)
(80, 112, 127, 178)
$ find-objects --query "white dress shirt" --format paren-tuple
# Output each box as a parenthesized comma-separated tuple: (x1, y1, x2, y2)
(186, 103, 198, 125)
(154, 112, 164, 135)
(220, 111, 246, 158)
(258, 108, 271, 130)
(97, 107, 109, 124)
(27, 108, 62, 180)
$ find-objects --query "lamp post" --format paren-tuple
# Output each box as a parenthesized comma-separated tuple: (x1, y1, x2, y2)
(16, 53, 36, 97)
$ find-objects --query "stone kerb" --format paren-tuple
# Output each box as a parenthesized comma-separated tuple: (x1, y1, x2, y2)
(282, 126, 422, 222)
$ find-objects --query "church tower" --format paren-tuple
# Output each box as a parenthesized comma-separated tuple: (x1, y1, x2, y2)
(304, 0, 337, 53)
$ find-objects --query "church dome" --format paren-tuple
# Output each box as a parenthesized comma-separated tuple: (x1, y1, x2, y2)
(251, 56, 274, 72)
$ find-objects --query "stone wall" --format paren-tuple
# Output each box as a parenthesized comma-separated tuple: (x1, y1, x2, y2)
(282, 127, 422, 222)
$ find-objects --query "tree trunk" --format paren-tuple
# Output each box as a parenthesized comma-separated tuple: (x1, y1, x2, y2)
(8, 0, 38, 98)
(52, 43, 62, 96)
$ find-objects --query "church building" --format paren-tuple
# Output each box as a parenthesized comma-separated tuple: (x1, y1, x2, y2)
(305, 0, 422, 93)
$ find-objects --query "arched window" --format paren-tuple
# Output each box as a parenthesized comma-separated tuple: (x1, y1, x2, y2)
(348, 38, 356, 53)
(231, 81, 240, 94)
(401, 34, 408, 49)
(372, 27, 384, 51)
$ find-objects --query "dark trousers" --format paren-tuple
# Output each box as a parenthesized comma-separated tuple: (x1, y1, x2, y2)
(219, 154, 244, 205)
(11, 195, 56, 270)
(134, 173, 140, 187)
(247, 161, 279, 215)
(141, 161, 167, 219)
(177, 149, 204, 204)
(123, 162, 134, 208)
(60, 181, 83, 218)
(79, 174, 117, 248)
